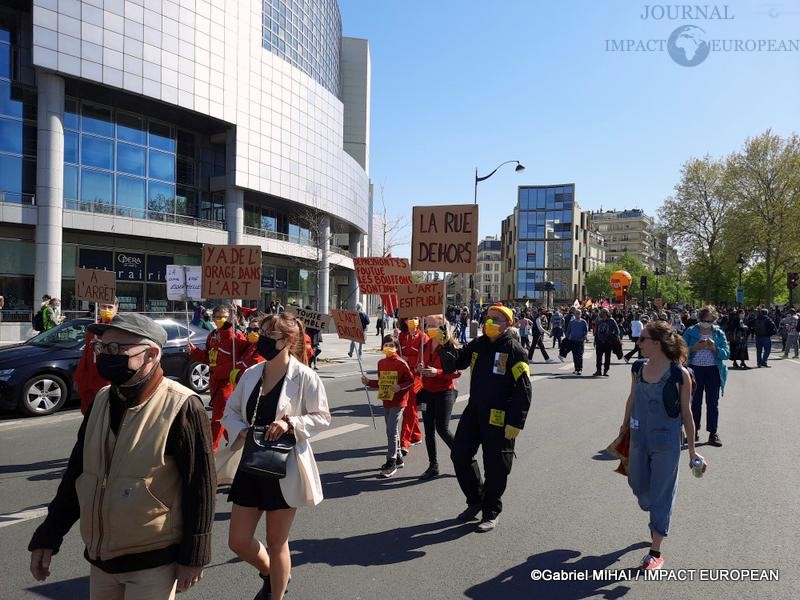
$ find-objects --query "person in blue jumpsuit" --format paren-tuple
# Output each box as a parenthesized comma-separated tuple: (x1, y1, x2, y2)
(619, 320, 706, 570)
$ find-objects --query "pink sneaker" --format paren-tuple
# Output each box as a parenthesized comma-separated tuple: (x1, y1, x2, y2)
(641, 554, 664, 570)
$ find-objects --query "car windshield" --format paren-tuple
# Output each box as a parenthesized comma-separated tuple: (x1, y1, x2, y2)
(27, 321, 89, 349)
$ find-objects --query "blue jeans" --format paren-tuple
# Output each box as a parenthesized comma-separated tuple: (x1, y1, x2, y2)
(349, 340, 363, 357)
(755, 336, 772, 365)
(691, 365, 720, 434)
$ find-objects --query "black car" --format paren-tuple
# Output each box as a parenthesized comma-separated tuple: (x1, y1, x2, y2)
(0, 318, 211, 417)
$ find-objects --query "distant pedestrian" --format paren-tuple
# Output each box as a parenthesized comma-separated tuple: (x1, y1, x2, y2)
(348, 303, 369, 358)
(619, 320, 704, 571)
(376, 310, 386, 338)
(224, 312, 330, 600)
(624, 314, 644, 363)
(565, 308, 589, 375)
(42, 297, 63, 331)
(783, 309, 799, 358)
(752, 308, 777, 367)
(550, 309, 564, 348)
(683, 306, 729, 447)
(593, 308, 620, 377)
(363, 334, 413, 478)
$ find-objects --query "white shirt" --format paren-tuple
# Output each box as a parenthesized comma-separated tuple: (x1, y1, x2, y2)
(631, 320, 643, 337)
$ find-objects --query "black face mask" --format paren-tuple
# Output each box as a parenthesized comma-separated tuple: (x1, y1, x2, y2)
(96, 354, 139, 386)
(257, 336, 283, 360)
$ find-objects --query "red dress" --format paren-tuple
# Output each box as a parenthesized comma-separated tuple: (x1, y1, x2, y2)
(189, 324, 250, 450)
(398, 329, 428, 449)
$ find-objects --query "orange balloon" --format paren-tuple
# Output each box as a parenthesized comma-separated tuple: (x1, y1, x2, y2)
(609, 270, 633, 302)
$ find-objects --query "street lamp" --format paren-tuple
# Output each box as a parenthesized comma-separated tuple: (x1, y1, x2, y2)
(471, 159, 525, 311)
(474, 160, 525, 204)
(736, 253, 746, 306)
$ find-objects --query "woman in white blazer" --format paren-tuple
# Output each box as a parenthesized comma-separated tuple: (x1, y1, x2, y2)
(222, 313, 330, 600)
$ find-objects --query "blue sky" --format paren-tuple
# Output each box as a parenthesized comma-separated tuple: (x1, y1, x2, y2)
(339, 0, 800, 255)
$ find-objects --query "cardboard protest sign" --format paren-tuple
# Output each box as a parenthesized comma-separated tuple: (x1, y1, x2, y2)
(284, 304, 331, 331)
(75, 268, 116, 303)
(167, 265, 204, 302)
(201, 245, 261, 300)
(353, 257, 413, 295)
(396, 282, 445, 318)
(331, 309, 365, 344)
(378, 371, 398, 401)
(411, 204, 478, 273)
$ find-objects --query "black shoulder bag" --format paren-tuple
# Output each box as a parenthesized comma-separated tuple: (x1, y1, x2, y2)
(239, 374, 296, 479)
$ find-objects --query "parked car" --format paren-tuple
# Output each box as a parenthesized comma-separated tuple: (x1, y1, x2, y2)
(0, 317, 211, 417)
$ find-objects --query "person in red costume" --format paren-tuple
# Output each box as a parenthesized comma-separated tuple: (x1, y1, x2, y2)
(230, 314, 267, 386)
(74, 299, 118, 414)
(188, 304, 250, 450)
(397, 316, 427, 454)
(417, 313, 460, 479)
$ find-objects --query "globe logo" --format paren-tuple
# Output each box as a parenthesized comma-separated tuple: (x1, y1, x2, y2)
(667, 25, 711, 67)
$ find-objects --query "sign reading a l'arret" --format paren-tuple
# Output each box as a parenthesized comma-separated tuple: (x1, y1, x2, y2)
(75, 268, 116, 303)
(411, 204, 478, 273)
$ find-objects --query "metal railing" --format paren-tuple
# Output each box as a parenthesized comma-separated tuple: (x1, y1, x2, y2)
(243, 226, 354, 257)
(64, 199, 227, 231)
(0, 192, 36, 205)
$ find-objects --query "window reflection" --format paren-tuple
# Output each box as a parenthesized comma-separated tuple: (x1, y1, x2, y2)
(117, 112, 146, 145)
(63, 165, 78, 200)
(81, 135, 113, 170)
(149, 149, 175, 181)
(81, 104, 114, 137)
(117, 143, 146, 176)
(149, 121, 175, 153)
(80, 169, 113, 206)
(117, 175, 146, 210)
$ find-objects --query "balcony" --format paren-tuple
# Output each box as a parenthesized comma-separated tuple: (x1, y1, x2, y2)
(64, 199, 227, 230)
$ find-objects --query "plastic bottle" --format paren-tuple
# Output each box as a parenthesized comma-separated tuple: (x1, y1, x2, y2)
(691, 456, 706, 478)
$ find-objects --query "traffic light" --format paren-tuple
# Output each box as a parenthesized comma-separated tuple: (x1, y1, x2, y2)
(640, 276, 647, 290)
(789, 272, 799, 289)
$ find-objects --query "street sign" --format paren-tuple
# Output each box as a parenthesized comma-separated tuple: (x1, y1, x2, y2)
(736, 285, 744, 304)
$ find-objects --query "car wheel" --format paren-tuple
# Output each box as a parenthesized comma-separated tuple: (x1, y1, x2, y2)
(19, 374, 68, 417)
(187, 362, 210, 394)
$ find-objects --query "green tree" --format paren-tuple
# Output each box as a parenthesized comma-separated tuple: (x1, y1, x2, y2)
(658, 156, 735, 303)
(725, 130, 800, 305)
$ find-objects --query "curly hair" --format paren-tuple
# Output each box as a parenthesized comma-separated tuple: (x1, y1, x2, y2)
(643, 321, 688, 363)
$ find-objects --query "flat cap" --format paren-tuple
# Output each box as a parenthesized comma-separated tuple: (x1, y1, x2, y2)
(89, 313, 168, 347)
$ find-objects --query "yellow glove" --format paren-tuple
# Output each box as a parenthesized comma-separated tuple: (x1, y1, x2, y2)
(229, 368, 240, 386)
(504, 425, 522, 440)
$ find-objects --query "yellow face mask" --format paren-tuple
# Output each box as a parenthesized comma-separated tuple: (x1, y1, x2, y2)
(426, 328, 441, 342)
(246, 332, 260, 344)
(407, 319, 419, 331)
(99, 310, 114, 323)
(214, 317, 227, 329)
(382, 348, 397, 358)
(484, 319, 501, 339)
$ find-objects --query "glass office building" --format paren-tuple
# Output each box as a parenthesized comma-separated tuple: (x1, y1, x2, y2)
(516, 184, 580, 303)
(0, 1, 371, 333)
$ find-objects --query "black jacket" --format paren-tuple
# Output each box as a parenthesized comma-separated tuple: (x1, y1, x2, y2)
(439, 331, 532, 430)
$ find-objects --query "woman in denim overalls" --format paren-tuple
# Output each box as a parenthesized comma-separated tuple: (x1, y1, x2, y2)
(619, 321, 706, 570)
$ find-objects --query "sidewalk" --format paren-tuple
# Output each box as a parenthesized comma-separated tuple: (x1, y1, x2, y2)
(318, 327, 387, 361)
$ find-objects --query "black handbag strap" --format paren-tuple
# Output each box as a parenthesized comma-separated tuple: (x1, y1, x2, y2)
(248, 370, 264, 427)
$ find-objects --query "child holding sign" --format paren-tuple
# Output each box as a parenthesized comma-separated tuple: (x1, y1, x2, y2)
(362, 335, 414, 478)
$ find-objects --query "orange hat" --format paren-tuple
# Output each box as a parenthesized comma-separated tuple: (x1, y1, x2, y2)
(487, 303, 514, 325)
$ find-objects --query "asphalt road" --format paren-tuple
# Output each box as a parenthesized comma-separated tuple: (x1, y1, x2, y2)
(1, 342, 798, 600)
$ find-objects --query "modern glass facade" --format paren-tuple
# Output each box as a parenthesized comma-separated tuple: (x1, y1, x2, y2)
(0, 19, 36, 204)
(62, 98, 225, 223)
(262, 0, 342, 97)
(516, 185, 576, 301)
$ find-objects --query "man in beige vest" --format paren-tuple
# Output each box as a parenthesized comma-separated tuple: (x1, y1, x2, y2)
(28, 313, 216, 599)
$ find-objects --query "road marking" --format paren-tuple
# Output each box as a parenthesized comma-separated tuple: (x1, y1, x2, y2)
(311, 423, 369, 442)
(0, 412, 83, 431)
(456, 394, 469, 403)
(559, 363, 573, 371)
(0, 507, 49, 529)
(789, 359, 800, 366)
